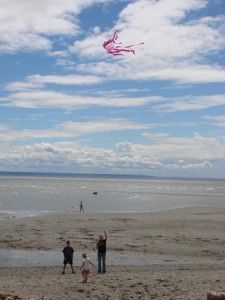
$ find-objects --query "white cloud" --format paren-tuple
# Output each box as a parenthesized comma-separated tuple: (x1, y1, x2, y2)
(5, 81, 43, 92)
(141, 132, 225, 160)
(0, 0, 111, 53)
(76, 62, 225, 84)
(0, 123, 9, 131)
(5, 74, 104, 91)
(0, 139, 217, 173)
(72, 0, 225, 84)
(152, 94, 225, 112)
(4, 76, 225, 113)
(1, 120, 223, 172)
(203, 114, 225, 127)
(0, 119, 150, 141)
(1, 89, 162, 109)
(163, 160, 213, 170)
(129, 65, 225, 84)
(30, 74, 104, 85)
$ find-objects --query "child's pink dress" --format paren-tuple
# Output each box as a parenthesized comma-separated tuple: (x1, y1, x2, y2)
(81, 258, 91, 275)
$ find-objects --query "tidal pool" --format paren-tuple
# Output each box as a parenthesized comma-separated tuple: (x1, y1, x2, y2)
(0, 249, 224, 268)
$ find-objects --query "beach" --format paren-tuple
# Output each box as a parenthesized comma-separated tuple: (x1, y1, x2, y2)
(0, 206, 225, 299)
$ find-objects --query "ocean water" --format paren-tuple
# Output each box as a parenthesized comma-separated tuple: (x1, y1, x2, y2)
(1, 249, 224, 267)
(0, 175, 224, 217)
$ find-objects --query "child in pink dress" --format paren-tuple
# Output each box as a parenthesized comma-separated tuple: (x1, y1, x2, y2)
(80, 253, 95, 283)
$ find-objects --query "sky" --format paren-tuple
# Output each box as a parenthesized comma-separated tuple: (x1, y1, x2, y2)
(0, 0, 225, 178)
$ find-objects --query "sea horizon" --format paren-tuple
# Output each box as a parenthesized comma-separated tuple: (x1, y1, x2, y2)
(0, 170, 224, 181)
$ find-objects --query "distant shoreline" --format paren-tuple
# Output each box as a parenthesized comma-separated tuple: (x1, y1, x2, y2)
(0, 170, 224, 181)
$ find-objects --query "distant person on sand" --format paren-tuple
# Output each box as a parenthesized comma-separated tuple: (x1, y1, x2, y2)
(62, 240, 75, 274)
(96, 230, 107, 273)
(80, 201, 84, 212)
(80, 252, 95, 283)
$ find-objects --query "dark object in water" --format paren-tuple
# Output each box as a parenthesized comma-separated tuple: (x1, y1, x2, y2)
(207, 291, 225, 300)
(93, 192, 98, 195)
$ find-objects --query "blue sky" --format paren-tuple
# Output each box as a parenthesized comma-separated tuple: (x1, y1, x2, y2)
(0, 0, 225, 178)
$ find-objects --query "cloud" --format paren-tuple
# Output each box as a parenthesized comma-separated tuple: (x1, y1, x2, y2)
(152, 94, 225, 112)
(0, 119, 150, 141)
(30, 74, 104, 85)
(4, 76, 225, 113)
(0, 139, 217, 173)
(141, 132, 225, 160)
(0, 123, 223, 173)
(1, 89, 162, 109)
(1, 120, 223, 172)
(0, 0, 111, 53)
(5, 74, 104, 91)
(4, 74, 225, 114)
(203, 114, 225, 127)
(76, 62, 225, 84)
(0, 123, 10, 131)
(71, 0, 225, 84)
(128, 65, 225, 84)
(162, 160, 213, 170)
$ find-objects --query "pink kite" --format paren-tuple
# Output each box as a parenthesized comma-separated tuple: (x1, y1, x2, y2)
(103, 30, 144, 56)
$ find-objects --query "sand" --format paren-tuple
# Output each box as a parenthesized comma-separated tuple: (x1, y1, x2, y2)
(0, 206, 225, 299)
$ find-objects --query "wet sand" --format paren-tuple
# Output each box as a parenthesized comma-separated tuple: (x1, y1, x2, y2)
(0, 206, 225, 299)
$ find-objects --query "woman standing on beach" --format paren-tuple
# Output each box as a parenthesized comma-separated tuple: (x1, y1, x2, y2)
(97, 231, 107, 273)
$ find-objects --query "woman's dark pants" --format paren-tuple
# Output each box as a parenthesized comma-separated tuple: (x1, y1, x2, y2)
(98, 252, 106, 273)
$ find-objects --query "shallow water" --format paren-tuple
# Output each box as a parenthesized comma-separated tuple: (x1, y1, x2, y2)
(0, 176, 225, 217)
(0, 249, 224, 268)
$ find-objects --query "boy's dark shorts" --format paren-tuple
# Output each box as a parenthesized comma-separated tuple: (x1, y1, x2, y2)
(64, 259, 73, 265)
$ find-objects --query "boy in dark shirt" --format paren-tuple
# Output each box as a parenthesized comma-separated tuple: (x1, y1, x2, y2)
(96, 231, 107, 273)
(62, 240, 75, 274)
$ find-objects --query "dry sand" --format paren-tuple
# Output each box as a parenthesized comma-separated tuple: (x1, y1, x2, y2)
(0, 206, 225, 299)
